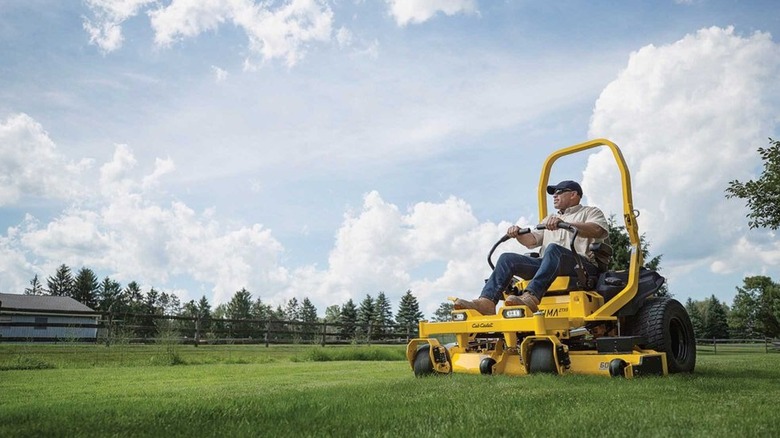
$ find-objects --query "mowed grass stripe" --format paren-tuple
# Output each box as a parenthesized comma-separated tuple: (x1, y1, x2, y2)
(1, 354, 778, 437)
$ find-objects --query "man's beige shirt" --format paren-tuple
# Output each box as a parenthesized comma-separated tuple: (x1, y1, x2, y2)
(528, 204, 609, 264)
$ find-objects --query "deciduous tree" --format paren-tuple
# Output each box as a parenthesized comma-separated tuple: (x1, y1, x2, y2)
(726, 138, 780, 230)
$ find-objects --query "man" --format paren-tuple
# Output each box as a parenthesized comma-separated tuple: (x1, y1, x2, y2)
(454, 180, 609, 315)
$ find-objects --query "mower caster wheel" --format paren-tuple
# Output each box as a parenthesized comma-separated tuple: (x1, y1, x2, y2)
(609, 359, 627, 378)
(480, 358, 496, 375)
(529, 342, 558, 374)
(413, 345, 450, 377)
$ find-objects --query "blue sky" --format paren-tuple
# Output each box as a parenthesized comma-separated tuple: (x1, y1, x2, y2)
(1, 0, 779, 317)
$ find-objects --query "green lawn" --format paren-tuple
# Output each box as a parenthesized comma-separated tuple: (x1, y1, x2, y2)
(1, 345, 778, 437)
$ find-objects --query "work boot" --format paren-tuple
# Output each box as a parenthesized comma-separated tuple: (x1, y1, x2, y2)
(505, 292, 540, 313)
(453, 297, 496, 316)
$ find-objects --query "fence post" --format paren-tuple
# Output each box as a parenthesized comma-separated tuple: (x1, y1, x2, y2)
(265, 319, 271, 348)
(105, 311, 112, 347)
(194, 314, 200, 347)
(713, 338, 717, 355)
(321, 321, 326, 347)
(367, 324, 372, 346)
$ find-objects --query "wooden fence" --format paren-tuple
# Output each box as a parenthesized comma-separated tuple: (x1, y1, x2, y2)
(0, 308, 419, 346)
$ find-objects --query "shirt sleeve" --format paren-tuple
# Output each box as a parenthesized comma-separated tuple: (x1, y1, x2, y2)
(585, 207, 609, 234)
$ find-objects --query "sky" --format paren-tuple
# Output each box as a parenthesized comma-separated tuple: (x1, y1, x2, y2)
(1, 0, 779, 318)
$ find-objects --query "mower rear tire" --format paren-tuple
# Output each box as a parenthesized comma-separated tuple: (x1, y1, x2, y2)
(625, 297, 696, 373)
(529, 342, 558, 374)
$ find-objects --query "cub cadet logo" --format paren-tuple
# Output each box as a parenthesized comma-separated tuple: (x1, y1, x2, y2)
(599, 362, 610, 370)
(471, 322, 494, 329)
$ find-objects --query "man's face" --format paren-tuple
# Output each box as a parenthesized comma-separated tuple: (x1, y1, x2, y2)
(552, 189, 579, 211)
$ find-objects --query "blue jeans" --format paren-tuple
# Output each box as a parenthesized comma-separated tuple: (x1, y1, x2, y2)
(480, 243, 597, 302)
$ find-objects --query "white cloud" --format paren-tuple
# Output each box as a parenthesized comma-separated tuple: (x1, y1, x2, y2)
(0, 113, 90, 205)
(0, 115, 288, 305)
(149, 0, 334, 67)
(286, 191, 517, 315)
(211, 65, 229, 83)
(83, 0, 334, 66)
(584, 27, 780, 276)
(386, 0, 477, 26)
(83, 0, 157, 52)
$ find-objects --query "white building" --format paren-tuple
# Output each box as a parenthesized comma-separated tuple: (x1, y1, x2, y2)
(0, 293, 99, 342)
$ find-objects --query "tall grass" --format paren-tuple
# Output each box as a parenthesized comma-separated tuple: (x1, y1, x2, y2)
(1, 351, 778, 437)
(0, 344, 406, 369)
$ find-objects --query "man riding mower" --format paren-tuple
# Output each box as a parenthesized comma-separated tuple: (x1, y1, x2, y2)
(406, 139, 696, 378)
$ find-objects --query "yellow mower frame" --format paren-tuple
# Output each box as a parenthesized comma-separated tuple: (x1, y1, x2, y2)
(407, 139, 696, 378)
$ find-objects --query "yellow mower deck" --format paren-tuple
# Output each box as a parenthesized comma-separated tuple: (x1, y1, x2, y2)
(406, 300, 668, 378)
(406, 139, 675, 379)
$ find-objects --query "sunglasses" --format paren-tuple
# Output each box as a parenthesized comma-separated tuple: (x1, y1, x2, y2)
(553, 189, 573, 196)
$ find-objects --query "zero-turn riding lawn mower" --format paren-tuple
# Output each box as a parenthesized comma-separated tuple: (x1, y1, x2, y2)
(406, 139, 696, 378)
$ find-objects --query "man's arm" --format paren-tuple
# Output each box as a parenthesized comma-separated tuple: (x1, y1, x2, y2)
(545, 209, 608, 238)
(507, 225, 539, 248)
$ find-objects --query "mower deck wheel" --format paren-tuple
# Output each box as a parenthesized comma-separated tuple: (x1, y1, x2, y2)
(528, 342, 558, 374)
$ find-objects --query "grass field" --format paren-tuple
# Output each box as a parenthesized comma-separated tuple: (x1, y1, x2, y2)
(1, 344, 778, 437)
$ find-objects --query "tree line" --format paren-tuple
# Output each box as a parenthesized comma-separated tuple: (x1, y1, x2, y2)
(21, 264, 426, 341)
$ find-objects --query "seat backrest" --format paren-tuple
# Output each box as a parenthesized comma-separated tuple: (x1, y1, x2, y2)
(589, 242, 613, 273)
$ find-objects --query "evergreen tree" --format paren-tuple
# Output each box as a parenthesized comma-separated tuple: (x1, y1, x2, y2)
(141, 288, 161, 339)
(197, 295, 213, 333)
(251, 297, 272, 320)
(356, 294, 375, 337)
(372, 292, 394, 339)
(339, 299, 358, 340)
(227, 288, 254, 338)
(123, 281, 144, 313)
(703, 295, 730, 339)
(285, 297, 301, 321)
(395, 290, 424, 335)
(72, 267, 99, 308)
(685, 298, 705, 339)
(97, 276, 123, 313)
(300, 297, 319, 341)
(46, 264, 74, 297)
(301, 298, 318, 323)
(145, 288, 161, 314)
(432, 302, 454, 322)
(24, 274, 44, 295)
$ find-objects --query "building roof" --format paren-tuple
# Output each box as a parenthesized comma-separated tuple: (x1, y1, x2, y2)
(0, 293, 95, 312)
